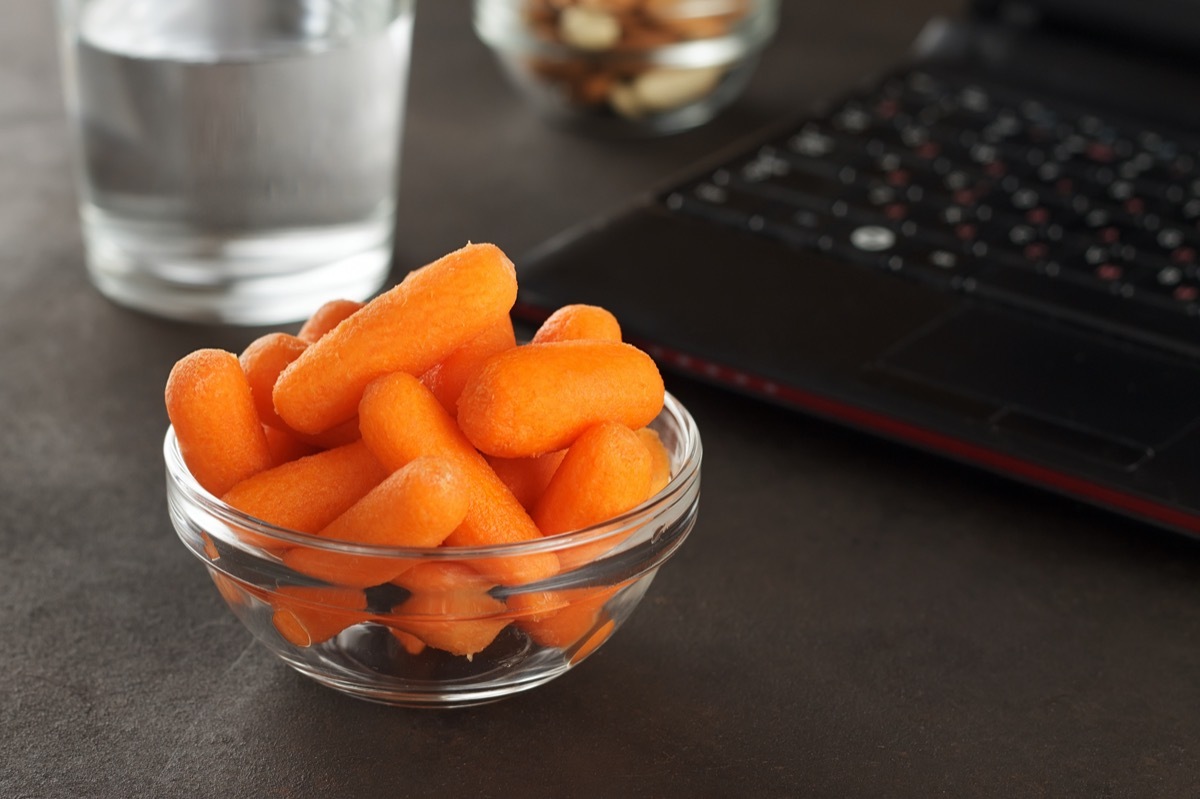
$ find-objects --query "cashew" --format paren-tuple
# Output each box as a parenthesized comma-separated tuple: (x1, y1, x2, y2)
(559, 6, 622, 51)
(608, 81, 645, 118)
(630, 66, 725, 112)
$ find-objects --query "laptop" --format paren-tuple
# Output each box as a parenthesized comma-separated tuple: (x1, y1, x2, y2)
(512, 0, 1200, 537)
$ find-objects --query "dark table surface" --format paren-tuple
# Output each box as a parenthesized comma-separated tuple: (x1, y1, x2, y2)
(5, 1, 1200, 797)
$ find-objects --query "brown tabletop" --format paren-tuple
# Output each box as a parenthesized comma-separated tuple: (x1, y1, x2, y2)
(4, 1, 1200, 796)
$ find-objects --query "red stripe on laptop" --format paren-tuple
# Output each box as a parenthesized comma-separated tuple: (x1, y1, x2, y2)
(642, 343, 1200, 537)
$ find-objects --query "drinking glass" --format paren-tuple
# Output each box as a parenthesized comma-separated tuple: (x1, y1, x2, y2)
(57, 0, 416, 324)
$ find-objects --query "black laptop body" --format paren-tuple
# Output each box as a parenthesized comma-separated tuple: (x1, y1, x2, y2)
(514, 0, 1200, 536)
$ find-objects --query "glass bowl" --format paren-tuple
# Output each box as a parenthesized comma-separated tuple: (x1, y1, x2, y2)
(474, 0, 779, 136)
(166, 392, 701, 707)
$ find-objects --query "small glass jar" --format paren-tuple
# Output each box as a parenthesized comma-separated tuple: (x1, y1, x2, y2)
(475, 0, 780, 135)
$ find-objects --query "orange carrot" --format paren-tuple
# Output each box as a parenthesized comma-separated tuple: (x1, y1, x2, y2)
(504, 590, 570, 622)
(390, 628, 427, 656)
(358, 372, 559, 585)
(485, 450, 566, 511)
(420, 316, 516, 416)
(297, 299, 364, 343)
(201, 533, 220, 561)
(299, 418, 362, 450)
(636, 427, 673, 497)
(239, 332, 361, 449)
(456, 341, 664, 458)
(274, 242, 518, 435)
(570, 619, 617, 664)
(270, 585, 369, 647)
(208, 570, 267, 608)
(389, 563, 509, 657)
(209, 570, 244, 607)
(279, 550, 401, 591)
(262, 425, 318, 466)
(323, 456, 469, 547)
(221, 441, 387, 535)
(165, 349, 273, 497)
(394, 559, 496, 594)
(239, 332, 308, 431)
(533, 422, 653, 536)
(531, 304, 621, 344)
(519, 585, 621, 649)
(282, 457, 471, 588)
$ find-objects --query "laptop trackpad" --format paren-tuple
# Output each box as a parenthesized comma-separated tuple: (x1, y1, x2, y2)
(867, 305, 1200, 467)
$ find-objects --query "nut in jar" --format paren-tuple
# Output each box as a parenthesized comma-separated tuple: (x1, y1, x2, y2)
(475, 0, 779, 134)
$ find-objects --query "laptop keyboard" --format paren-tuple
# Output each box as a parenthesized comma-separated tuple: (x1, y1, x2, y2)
(662, 67, 1200, 355)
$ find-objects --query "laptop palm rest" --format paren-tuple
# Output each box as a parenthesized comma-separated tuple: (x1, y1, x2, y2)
(864, 305, 1200, 469)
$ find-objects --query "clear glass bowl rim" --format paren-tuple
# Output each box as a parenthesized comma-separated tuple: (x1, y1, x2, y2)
(165, 391, 702, 560)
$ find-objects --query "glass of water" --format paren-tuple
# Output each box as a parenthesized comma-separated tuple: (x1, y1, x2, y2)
(56, 0, 415, 325)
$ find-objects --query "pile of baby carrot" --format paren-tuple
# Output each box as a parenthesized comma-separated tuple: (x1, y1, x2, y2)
(166, 242, 673, 660)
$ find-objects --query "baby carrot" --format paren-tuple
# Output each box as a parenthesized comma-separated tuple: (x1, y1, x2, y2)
(358, 372, 559, 585)
(297, 299, 364, 343)
(531, 303, 621, 344)
(239, 332, 361, 449)
(201, 533, 220, 561)
(274, 242, 519, 435)
(570, 619, 617, 664)
(165, 348, 273, 497)
(390, 628, 427, 656)
(420, 316, 516, 416)
(282, 457, 471, 588)
(394, 560, 496, 594)
(485, 450, 566, 511)
(321, 456, 470, 548)
(221, 441, 387, 535)
(457, 341, 664, 458)
(240, 332, 308, 431)
(299, 417, 363, 450)
(390, 562, 510, 657)
(208, 570, 268, 609)
(637, 427, 673, 497)
(270, 585, 369, 647)
(532, 422, 653, 536)
(262, 425, 318, 466)
(519, 585, 621, 650)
